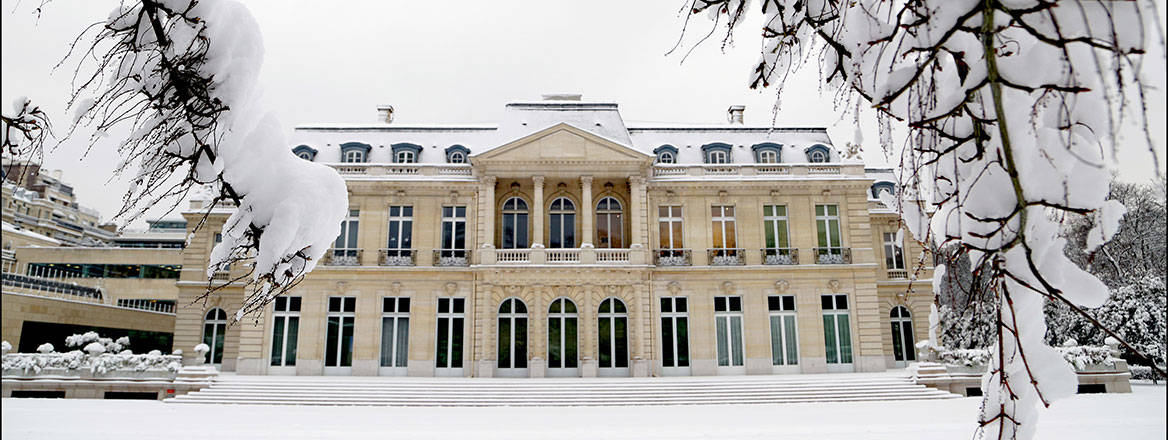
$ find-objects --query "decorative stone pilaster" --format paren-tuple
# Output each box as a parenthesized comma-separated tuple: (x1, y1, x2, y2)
(479, 176, 497, 250)
(532, 175, 545, 247)
(580, 176, 594, 246)
(628, 175, 646, 247)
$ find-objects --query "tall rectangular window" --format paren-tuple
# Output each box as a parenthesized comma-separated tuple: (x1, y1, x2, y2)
(325, 297, 356, 368)
(657, 206, 684, 249)
(386, 206, 413, 256)
(711, 206, 737, 250)
(440, 206, 467, 258)
(821, 294, 853, 365)
(883, 232, 905, 270)
(762, 205, 793, 264)
(380, 297, 410, 369)
(714, 296, 745, 367)
(435, 297, 465, 369)
(660, 297, 690, 369)
(333, 209, 360, 258)
(270, 296, 301, 367)
(767, 296, 798, 366)
(815, 204, 843, 262)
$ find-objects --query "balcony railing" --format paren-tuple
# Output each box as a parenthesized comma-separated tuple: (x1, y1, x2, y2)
(496, 248, 531, 263)
(654, 249, 692, 266)
(595, 248, 631, 263)
(434, 249, 471, 267)
(813, 247, 852, 264)
(546, 248, 581, 263)
(707, 248, 746, 266)
(761, 248, 799, 265)
(887, 268, 909, 280)
(323, 248, 363, 266)
(379, 249, 416, 266)
(651, 163, 852, 179)
(327, 163, 473, 178)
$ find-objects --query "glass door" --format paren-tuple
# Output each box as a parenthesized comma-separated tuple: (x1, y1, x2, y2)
(822, 294, 854, 372)
(497, 298, 528, 377)
(435, 297, 465, 377)
(714, 296, 745, 374)
(380, 297, 410, 376)
(269, 297, 300, 375)
(767, 295, 799, 373)
(890, 306, 916, 367)
(597, 298, 629, 377)
(660, 297, 690, 376)
(324, 297, 356, 375)
(547, 298, 579, 377)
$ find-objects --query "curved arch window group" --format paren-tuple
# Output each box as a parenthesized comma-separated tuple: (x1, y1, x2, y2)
(496, 297, 629, 372)
(499, 195, 626, 249)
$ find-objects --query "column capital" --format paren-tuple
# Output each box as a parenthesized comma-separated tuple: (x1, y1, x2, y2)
(532, 175, 545, 186)
(481, 175, 497, 185)
(580, 175, 594, 185)
(628, 175, 646, 186)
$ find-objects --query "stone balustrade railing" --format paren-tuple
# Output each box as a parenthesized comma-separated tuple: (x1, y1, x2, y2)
(326, 163, 474, 178)
(651, 163, 860, 179)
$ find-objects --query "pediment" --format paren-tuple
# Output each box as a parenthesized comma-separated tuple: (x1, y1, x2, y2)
(475, 123, 649, 164)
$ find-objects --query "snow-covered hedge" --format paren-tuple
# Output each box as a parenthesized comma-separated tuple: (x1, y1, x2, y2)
(2, 351, 181, 376)
(918, 341, 1118, 371)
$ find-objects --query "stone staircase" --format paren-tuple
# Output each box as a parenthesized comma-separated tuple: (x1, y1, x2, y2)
(166, 373, 959, 406)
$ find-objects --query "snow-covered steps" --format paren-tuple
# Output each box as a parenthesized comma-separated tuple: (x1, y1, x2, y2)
(166, 373, 959, 406)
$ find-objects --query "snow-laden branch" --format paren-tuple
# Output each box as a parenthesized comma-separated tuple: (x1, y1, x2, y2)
(65, 0, 347, 322)
(679, 1, 1164, 439)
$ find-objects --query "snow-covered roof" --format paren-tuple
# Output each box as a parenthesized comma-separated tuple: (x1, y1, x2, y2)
(289, 98, 852, 165)
(2, 221, 63, 245)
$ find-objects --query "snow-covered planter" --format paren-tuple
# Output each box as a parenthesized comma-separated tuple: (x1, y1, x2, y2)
(922, 341, 1119, 372)
(2, 351, 182, 378)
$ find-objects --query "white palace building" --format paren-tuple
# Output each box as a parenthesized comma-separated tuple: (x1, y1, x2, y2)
(172, 95, 932, 378)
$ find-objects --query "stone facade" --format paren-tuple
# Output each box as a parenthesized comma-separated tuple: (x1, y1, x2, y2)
(167, 97, 934, 377)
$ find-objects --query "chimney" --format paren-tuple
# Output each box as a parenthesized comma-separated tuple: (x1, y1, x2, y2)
(727, 105, 745, 124)
(541, 93, 582, 101)
(376, 105, 395, 123)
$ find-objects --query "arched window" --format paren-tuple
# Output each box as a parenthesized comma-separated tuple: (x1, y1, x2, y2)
(758, 150, 778, 163)
(890, 306, 916, 363)
(292, 145, 317, 161)
(548, 197, 576, 248)
(497, 298, 528, 370)
(395, 150, 416, 163)
(595, 197, 623, 248)
(871, 182, 896, 199)
(654, 145, 679, 164)
(445, 145, 470, 164)
(547, 298, 578, 371)
(202, 308, 227, 365)
(598, 298, 629, 371)
(501, 197, 529, 249)
(805, 144, 831, 163)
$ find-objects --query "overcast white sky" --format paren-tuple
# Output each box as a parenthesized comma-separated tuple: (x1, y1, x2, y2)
(2, 0, 1165, 227)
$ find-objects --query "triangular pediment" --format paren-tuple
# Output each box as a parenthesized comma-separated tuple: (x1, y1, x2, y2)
(475, 123, 650, 163)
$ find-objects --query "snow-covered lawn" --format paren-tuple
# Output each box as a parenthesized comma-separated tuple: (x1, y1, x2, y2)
(2, 384, 1163, 439)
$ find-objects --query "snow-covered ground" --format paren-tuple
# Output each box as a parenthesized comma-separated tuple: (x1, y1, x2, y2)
(2, 383, 1163, 439)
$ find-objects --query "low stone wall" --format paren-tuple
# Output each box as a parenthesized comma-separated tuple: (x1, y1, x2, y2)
(910, 360, 1133, 397)
(1, 350, 216, 400)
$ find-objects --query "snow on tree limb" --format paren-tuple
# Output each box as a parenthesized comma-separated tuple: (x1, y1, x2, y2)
(65, 0, 347, 322)
(680, 0, 1164, 438)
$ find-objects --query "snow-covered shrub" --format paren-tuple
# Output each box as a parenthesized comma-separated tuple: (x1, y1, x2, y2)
(1046, 275, 1167, 367)
(83, 342, 106, 356)
(65, 331, 129, 353)
(1, 340, 10, 355)
(194, 343, 210, 356)
(36, 343, 54, 354)
(2, 351, 182, 375)
(148, 350, 162, 356)
(925, 343, 1116, 371)
(1056, 345, 1116, 371)
(1130, 365, 1160, 382)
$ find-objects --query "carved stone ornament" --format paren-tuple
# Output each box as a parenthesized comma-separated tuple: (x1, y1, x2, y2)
(445, 282, 458, 295)
(828, 279, 841, 293)
(390, 282, 402, 295)
(721, 281, 736, 295)
(667, 281, 681, 295)
(775, 279, 790, 293)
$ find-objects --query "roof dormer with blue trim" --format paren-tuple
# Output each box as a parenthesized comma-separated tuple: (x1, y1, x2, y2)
(653, 144, 679, 164)
(871, 181, 896, 199)
(750, 142, 782, 163)
(292, 144, 317, 161)
(701, 142, 733, 164)
(339, 142, 372, 163)
(445, 144, 470, 163)
(391, 143, 424, 163)
(804, 144, 832, 163)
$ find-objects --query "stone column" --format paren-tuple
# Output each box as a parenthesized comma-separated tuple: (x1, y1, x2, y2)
(628, 176, 646, 246)
(532, 175, 545, 248)
(580, 176, 594, 246)
(479, 176, 497, 253)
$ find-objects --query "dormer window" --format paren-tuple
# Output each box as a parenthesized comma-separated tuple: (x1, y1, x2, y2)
(291, 145, 317, 161)
(701, 143, 733, 164)
(391, 143, 423, 164)
(871, 182, 896, 199)
(804, 144, 831, 163)
(654, 145, 679, 164)
(344, 150, 365, 163)
(339, 142, 372, 163)
(445, 145, 470, 164)
(751, 143, 782, 164)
